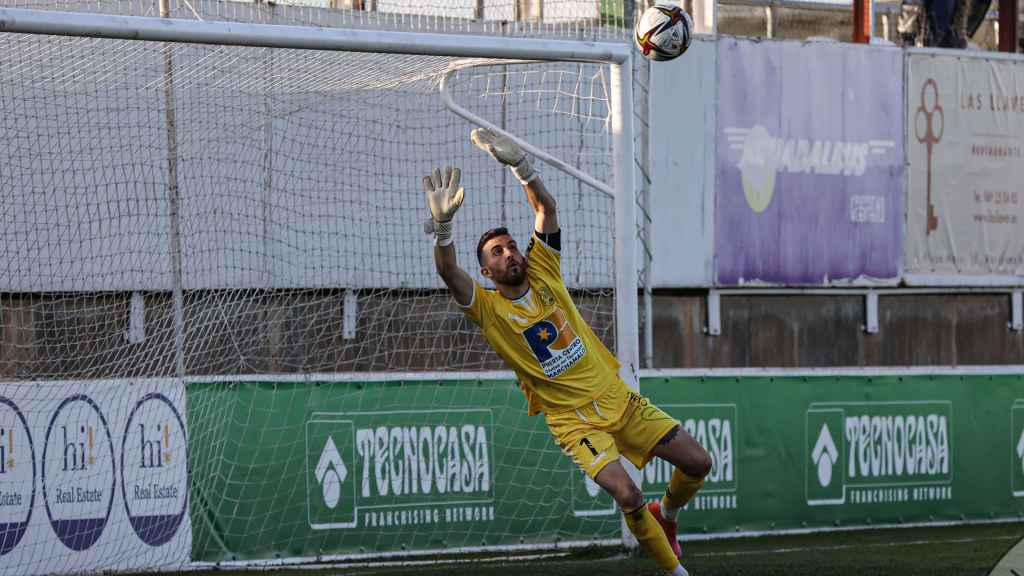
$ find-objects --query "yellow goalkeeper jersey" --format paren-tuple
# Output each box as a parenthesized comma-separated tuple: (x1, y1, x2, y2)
(459, 230, 623, 416)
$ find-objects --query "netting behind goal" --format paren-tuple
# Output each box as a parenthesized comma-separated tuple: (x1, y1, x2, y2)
(0, 20, 627, 572)
(1, 36, 617, 377)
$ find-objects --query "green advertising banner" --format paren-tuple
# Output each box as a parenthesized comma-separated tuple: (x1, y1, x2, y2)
(187, 379, 621, 562)
(188, 373, 1024, 562)
(640, 374, 1024, 534)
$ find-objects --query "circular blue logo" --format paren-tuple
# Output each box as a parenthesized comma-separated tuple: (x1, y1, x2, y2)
(0, 396, 35, 556)
(42, 394, 116, 551)
(120, 392, 188, 547)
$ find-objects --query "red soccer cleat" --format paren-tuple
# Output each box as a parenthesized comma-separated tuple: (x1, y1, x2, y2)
(648, 500, 682, 559)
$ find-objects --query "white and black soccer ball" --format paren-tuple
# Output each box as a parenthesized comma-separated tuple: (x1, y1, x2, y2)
(634, 3, 693, 62)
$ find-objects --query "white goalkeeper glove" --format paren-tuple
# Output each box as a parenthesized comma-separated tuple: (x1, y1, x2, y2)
(470, 128, 537, 185)
(423, 166, 465, 247)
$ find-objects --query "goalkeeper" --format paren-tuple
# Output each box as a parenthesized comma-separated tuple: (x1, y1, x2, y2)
(425, 129, 711, 576)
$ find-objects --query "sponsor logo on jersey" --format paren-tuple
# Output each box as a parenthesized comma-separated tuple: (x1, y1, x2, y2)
(522, 308, 586, 378)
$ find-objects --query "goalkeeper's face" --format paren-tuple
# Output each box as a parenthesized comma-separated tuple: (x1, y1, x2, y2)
(480, 234, 528, 286)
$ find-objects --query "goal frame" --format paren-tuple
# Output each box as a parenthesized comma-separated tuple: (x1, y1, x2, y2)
(0, 5, 640, 555)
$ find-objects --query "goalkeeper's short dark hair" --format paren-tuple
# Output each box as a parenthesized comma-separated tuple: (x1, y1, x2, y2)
(477, 227, 510, 266)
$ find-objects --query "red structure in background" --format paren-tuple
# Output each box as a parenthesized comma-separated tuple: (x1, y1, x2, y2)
(853, 0, 871, 43)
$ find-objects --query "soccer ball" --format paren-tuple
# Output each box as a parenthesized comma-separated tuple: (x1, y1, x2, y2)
(634, 3, 693, 61)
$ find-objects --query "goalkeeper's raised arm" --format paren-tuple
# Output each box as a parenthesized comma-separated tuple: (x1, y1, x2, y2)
(425, 166, 474, 307)
(425, 129, 558, 308)
(470, 128, 558, 235)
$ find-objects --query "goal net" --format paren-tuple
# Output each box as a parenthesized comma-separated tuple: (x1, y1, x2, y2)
(0, 9, 636, 574)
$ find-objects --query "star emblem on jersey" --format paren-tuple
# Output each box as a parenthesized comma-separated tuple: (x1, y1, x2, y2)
(537, 328, 551, 341)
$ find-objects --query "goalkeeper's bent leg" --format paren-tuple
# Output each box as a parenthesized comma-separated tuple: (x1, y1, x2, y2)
(661, 469, 705, 519)
(649, 424, 713, 521)
(623, 501, 685, 572)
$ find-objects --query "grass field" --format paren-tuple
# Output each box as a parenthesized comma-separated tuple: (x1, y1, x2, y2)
(191, 521, 1024, 576)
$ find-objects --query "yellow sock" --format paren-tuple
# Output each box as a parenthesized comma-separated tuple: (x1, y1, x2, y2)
(623, 503, 680, 571)
(661, 469, 705, 517)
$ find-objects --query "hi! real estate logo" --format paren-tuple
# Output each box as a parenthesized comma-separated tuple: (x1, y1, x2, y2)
(121, 392, 189, 547)
(43, 394, 116, 551)
(0, 397, 35, 556)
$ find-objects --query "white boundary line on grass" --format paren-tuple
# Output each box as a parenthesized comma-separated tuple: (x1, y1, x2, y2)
(276, 551, 574, 571)
(188, 518, 1024, 571)
(682, 516, 1024, 542)
(188, 539, 620, 570)
(691, 534, 1023, 558)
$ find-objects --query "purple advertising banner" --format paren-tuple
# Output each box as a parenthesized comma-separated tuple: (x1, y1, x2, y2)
(715, 38, 904, 285)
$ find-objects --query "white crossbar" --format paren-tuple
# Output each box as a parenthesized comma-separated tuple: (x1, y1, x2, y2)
(0, 8, 629, 63)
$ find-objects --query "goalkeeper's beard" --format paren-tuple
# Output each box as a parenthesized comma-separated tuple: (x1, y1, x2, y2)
(494, 259, 528, 287)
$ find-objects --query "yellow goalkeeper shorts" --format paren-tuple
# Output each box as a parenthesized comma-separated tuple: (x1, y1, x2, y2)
(544, 381, 679, 480)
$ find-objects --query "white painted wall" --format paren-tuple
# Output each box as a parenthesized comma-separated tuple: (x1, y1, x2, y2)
(647, 36, 716, 287)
